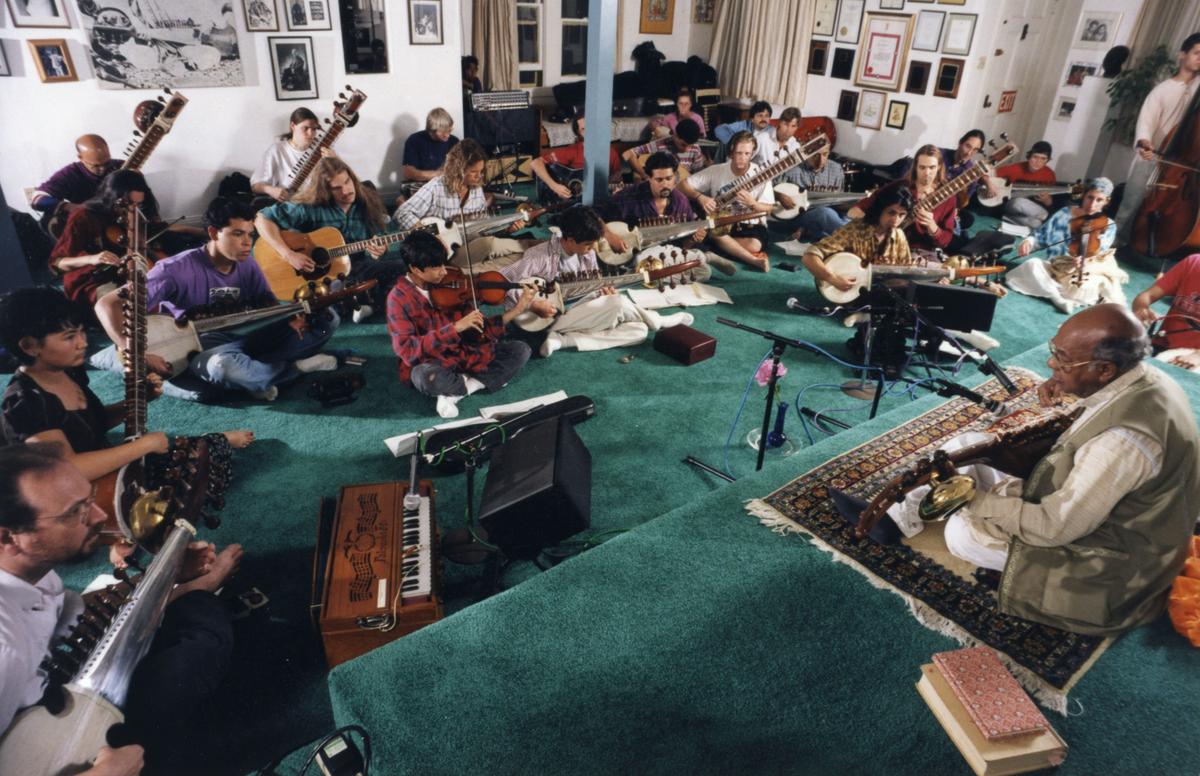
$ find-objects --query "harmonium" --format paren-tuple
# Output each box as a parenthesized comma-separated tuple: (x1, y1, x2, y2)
(311, 479, 443, 668)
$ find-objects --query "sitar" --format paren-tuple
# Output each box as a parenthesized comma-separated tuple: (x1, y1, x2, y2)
(710, 133, 830, 211)
(120, 89, 189, 173)
(285, 87, 367, 197)
(901, 142, 1018, 232)
(976, 179, 1083, 209)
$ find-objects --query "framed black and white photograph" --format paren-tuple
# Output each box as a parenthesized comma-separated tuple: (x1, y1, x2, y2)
(912, 10, 943, 52)
(285, 0, 332, 32)
(4, 0, 70, 28)
(408, 0, 443, 45)
(0, 44, 10, 77)
(340, 0, 388, 73)
(1055, 97, 1077, 121)
(836, 89, 859, 122)
(941, 12, 975, 56)
(1065, 61, 1098, 87)
(244, 0, 280, 32)
(835, 0, 864, 45)
(813, 0, 837, 37)
(1074, 11, 1121, 50)
(269, 35, 317, 100)
(78, 0, 246, 89)
(905, 59, 931, 94)
(27, 38, 76, 82)
(855, 89, 886, 130)
(831, 47, 855, 80)
(809, 40, 829, 75)
(886, 100, 908, 129)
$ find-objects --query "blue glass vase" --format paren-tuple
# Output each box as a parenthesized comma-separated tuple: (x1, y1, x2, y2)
(767, 402, 789, 448)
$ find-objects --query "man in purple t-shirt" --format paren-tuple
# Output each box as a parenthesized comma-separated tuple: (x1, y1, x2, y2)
(31, 135, 123, 213)
(94, 198, 340, 402)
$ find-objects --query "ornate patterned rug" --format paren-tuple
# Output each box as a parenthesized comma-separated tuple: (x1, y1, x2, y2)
(746, 368, 1110, 713)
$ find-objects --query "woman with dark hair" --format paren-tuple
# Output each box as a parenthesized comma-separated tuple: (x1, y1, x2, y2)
(251, 106, 337, 202)
(0, 286, 251, 481)
(650, 87, 706, 139)
(802, 185, 915, 293)
(850, 144, 956, 254)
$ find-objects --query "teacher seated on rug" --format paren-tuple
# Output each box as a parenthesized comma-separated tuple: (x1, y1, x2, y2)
(911, 305, 1200, 636)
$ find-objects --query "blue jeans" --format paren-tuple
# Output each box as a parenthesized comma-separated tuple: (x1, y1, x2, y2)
(410, 340, 531, 397)
(191, 309, 338, 394)
(796, 206, 849, 240)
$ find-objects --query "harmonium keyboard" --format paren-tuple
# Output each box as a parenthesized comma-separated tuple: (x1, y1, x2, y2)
(311, 480, 442, 668)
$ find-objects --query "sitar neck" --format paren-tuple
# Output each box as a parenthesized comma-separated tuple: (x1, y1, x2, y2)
(715, 133, 829, 207)
(287, 122, 348, 197)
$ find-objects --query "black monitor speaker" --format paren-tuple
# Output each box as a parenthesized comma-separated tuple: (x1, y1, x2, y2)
(464, 107, 539, 155)
(479, 417, 591, 558)
(911, 280, 999, 332)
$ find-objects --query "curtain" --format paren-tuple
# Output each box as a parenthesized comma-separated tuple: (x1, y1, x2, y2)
(709, 0, 813, 107)
(472, 0, 518, 90)
(1127, 0, 1200, 60)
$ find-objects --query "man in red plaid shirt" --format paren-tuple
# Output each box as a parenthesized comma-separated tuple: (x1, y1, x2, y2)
(387, 230, 536, 418)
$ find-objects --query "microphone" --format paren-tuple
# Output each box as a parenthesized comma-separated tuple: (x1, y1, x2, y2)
(932, 379, 1009, 417)
(786, 297, 836, 315)
(976, 352, 1018, 394)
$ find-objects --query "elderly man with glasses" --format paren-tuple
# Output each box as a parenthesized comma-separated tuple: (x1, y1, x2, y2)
(885, 304, 1200, 636)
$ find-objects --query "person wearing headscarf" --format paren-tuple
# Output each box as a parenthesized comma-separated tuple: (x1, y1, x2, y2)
(1006, 177, 1125, 313)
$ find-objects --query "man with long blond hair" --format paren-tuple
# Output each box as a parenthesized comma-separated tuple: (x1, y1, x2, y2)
(849, 143, 956, 253)
(394, 139, 530, 270)
(256, 157, 402, 320)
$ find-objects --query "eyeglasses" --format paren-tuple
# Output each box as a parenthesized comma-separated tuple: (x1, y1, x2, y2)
(36, 486, 99, 527)
(1047, 342, 1097, 372)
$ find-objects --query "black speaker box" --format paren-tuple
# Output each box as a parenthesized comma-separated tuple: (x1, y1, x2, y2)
(479, 417, 591, 557)
(464, 107, 539, 156)
(910, 280, 999, 332)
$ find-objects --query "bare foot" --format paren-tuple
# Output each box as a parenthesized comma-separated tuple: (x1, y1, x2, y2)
(744, 252, 770, 272)
(172, 544, 244, 597)
(223, 430, 255, 448)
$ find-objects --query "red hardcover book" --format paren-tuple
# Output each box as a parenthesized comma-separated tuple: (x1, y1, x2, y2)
(932, 647, 1049, 741)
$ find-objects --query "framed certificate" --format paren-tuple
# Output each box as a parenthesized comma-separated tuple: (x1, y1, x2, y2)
(835, 0, 865, 44)
(813, 0, 838, 37)
(856, 89, 886, 130)
(912, 10, 944, 52)
(942, 12, 976, 55)
(854, 11, 914, 93)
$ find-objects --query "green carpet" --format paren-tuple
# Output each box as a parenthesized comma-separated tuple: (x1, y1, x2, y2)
(19, 212, 1197, 775)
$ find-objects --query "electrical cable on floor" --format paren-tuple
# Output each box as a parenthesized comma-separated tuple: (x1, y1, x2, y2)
(721, 347, 774, 479)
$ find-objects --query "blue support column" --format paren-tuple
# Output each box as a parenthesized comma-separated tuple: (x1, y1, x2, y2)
(582, 0, 618, 206)
(0, 186, 33, 293)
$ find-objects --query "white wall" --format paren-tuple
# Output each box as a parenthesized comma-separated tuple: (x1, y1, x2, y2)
(0, 1, 465, 219)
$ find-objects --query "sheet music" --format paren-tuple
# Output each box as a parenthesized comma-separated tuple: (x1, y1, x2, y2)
(480, 390, 570, 419)
(626, 283, 732, 309)
(774, 239, 813, 256)
(383, 391, 573, 456)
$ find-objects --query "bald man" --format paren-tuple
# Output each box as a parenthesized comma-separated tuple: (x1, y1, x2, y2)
(30, 135, 123, 216)
(883, 305, 1200, 635)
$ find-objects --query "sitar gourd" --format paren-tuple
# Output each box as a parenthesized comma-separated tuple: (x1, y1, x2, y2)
(120, 89, 189, 173)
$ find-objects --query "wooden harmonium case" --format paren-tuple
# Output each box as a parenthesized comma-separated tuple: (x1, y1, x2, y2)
(653, 324, 717, 365)
(311, 479, 442, 668)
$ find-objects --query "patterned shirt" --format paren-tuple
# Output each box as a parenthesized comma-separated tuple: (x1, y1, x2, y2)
(386, 275, 505, 382)
(500, 235, 599, 308)
(1028, 206, 1117, 257)
(786, 158, 845, 190)
(258, 199, 397, 258)
(856, 180, 957, 251)
(630, 137, 707, 174)
(807, 219, 912, 266)
(393, 175, 487, 230)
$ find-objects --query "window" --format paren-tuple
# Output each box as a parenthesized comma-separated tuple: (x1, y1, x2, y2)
(518, 0, 542, 80)
(561, 0, 588, 77)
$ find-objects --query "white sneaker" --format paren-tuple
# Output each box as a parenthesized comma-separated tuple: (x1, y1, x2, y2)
(436, 394, 462, 418)
(539, 333, 563, 358)
(294, 353, 338, 373)
(352, 304, 374, 323)
(249, 385, 278, 402)
(657, 312, 694, 329)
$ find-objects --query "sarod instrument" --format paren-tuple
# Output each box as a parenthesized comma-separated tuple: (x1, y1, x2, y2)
(976, 179, 1083, 209)
(597, 210, 766, 266)
(815, 251, 1005, 304)
(772, 183, 867, 220)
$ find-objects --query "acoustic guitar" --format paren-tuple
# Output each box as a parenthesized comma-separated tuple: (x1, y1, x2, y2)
(255, 223, 434, 300)
(511, 259, 702, 332)
(815, 251, 1006, 304)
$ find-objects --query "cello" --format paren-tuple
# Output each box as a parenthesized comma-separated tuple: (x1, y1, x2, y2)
(1131, 78, 1200, 257)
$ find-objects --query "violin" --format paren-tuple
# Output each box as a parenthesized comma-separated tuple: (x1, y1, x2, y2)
(1066, 212, 1110, 286)
(428, 266, 541, 310)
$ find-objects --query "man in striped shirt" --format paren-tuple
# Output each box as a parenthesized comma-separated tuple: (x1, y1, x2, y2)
(623, 119, 707, 180)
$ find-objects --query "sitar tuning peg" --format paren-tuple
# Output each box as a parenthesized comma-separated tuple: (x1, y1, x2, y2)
(163, 87, 172, 94)
(345, 83, 352, 90)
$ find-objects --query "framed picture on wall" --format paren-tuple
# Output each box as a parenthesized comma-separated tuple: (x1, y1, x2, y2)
(880, 0, 905, 9)
(692, 0, 714, 24)
(809, 40, 830, 75)
(912, 11, 943, 52)
(244, 0, 280, 32)
(1055, 97, 1077, 121)
(640, 0, 675, 35)
(408, 0, 443, 44)
(905, 60, 931, 94)
(856, 89, 886, 130)
(813, 0, 837, 37)
(284, 0, 332, 31)
(27, 38, 76, 82)
(269, 35, 318, 100)
(853, 12, 914, 92)
(0, 44, 10, 77)
(340, 1, 389, 73)
(837, 90, 859, 122)
(886, 100, 909, 129)
(831, 48, 855, 80)
(933, 56, 964, 98)
(941, 12, 976, 55)
(4, 0, 70, 28)
(1065, 62, 1098, 87)
(936, 0, 966, 5)
(1074, 11, 1121, 50)
(835, 0, 864, 45)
